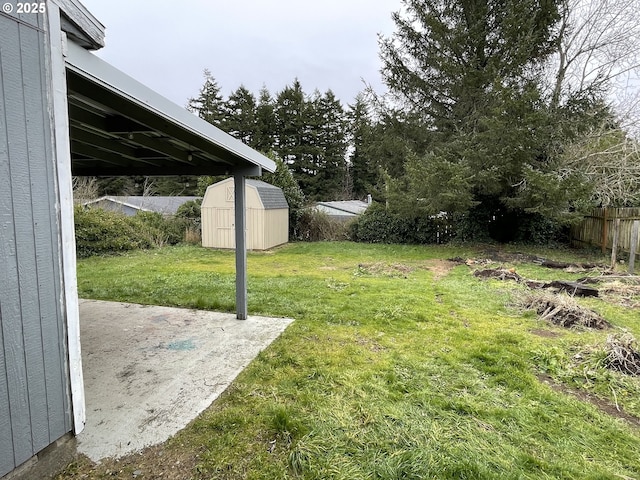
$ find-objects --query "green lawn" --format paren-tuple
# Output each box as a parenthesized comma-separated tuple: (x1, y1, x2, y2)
(64, 242, 640, 479)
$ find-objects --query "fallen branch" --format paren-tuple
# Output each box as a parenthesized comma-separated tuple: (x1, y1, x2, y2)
(473, 269, 600, 297)
(541, 280, 599, 297)
(577, 275, 640, 285)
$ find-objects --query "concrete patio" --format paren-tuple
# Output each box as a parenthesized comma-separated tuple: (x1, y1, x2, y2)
(77, 299, 293, 462)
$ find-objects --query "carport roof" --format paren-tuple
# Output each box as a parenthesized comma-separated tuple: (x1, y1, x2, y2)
(64, 40, 275, 177)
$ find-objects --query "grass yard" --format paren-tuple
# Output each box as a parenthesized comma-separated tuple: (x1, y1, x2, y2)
(61, 242, 640, 479)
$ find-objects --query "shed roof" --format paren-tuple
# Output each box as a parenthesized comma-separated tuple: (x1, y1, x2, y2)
(84, 196, 199, 215)
(316, 200, 370, 216)
(64, 41, 275, 177)
(246, 179, 289, 210)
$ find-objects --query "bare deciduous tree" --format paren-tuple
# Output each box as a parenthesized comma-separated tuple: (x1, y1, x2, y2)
(548, 0, 640, 130)
(561, 127, 640, 206)
(72, 176, 98, 204)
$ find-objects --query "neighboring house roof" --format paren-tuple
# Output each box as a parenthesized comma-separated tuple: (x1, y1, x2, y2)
(315, 200, 370, 216)
(84, 196, 199, 215)
(246, 179, 289, 210)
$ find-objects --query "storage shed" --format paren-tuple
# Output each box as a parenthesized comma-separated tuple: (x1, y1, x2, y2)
(202, 178, 289, 250)
(0, 1, 274, 478)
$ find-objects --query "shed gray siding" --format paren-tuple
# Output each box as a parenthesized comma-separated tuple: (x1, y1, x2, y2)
(0, 11, 72, 477)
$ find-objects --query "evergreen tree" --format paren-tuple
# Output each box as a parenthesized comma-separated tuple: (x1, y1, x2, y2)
(309, 90, 348, 200)
(254, 86, 277, 152)
(146, 176, 199, 196)
(95, 176, 137, 196)
(274, 80, 314, 189)
(261, 152, 305, 211)
(380, 0, 559, 134)
(347, 94, 376, 199)
(377, 0, 596, 240)
(187, 69, 226, 127)
(222, 85, 257, 145)
(261, 152, 306, 239)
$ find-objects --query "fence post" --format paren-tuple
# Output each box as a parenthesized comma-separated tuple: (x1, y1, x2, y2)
(601, 207, 609, 254)
(629, 220, 639, 275)
(611, 218, 620, 270)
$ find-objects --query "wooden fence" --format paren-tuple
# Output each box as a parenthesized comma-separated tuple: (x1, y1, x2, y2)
(571, 207, 640, 254)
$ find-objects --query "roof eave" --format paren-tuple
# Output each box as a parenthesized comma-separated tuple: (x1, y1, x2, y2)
(64, 41, 276, 175)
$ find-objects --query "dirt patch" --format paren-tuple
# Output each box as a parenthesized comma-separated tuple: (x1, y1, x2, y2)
(423, 259, 459, 280)
(530, 329, 564, 338)
(354, 335, 387, 353)
(356, 262, 414, 278)
(514, 291, 610, 330)
(537, 374, 640, 429)
(56, 444, 200, 479)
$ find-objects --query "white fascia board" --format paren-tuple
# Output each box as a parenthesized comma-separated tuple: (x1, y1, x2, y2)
(55, 0, 105, 49)
(64, 41, 275, 173)
(47, 6, 85, 434)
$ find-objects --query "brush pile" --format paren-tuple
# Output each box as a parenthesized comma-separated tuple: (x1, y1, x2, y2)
(515, 291, 610, 329)
(604, 333, 640, 376)
(473, 268, 522, 282)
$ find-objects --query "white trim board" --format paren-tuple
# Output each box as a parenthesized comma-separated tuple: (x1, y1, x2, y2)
(47, 2, 85, 434)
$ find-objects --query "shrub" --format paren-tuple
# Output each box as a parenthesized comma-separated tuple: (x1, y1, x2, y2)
(294, 209, 351, 242)
(74, 206, 195, 257)
(133, 211, 191, 246)
(184, 226, 202, 245)
(176, 199, 202, 226)
(350, 206, 454, 245)
(452, 200, 567, 244)
(74, 206, 152, 257)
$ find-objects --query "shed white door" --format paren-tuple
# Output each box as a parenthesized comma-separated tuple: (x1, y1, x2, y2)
(216, 208, 235, 248)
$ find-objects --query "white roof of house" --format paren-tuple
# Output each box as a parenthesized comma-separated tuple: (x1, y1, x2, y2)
(316, 200, 370, 216)
(84, 196, 199, 215)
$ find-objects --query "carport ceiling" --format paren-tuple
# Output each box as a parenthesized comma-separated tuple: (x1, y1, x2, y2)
(65, 41, 273, 177)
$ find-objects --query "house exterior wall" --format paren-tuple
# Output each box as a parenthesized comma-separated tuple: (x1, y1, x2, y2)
(201, 179, 288, 250)
(0, 11, 72, 477)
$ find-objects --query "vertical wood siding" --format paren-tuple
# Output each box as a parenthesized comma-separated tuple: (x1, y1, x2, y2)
(201, 179, 288, 250)
(0, 12, 72, 477)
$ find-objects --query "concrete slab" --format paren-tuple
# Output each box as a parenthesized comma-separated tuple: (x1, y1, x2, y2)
(77, 299, 293, 462)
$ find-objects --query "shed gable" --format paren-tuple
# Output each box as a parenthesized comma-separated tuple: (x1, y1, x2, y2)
(247, 180, 288, 210)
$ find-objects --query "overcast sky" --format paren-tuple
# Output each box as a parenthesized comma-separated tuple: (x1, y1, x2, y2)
(80, 0, 401, 109)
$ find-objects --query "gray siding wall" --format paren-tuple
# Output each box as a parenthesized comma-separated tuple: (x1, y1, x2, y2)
(0, 10, 72, 477)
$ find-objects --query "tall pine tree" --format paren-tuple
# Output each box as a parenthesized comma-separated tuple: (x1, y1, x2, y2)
(187, 69, 226, 127)
(222, 85, 257, 145)
(347, 94, 376, 199)
(274, 80, 316, 193)
(309, 90, 348, 200)
(254, 86, 277, 152)
(378, 0, 593, 240)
